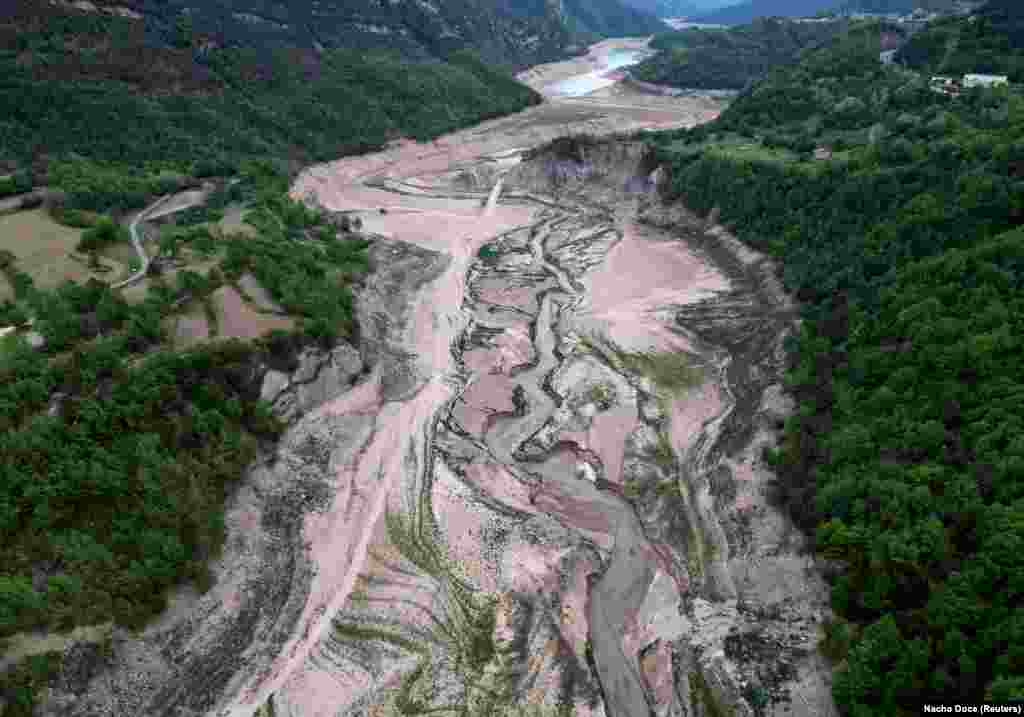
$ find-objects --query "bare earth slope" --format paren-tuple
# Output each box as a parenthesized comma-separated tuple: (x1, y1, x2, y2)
(38, 53, 832, 717)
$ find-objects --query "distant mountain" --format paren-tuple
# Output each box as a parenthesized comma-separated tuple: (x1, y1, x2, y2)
(620, 0, 701, 19)
(691, 0, 747, 9)
(633, 15, 846, 88)
(109, 0, 665, 68)
(559, 0, 669, 37)
(693, 0, 844, 24)
(837, 0, 961, 12)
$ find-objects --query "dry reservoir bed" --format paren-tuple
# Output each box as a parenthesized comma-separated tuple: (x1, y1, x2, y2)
(37, 62, 833, 717)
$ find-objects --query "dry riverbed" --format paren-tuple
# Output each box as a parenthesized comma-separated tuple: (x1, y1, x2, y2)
(35, 45, 834, 717)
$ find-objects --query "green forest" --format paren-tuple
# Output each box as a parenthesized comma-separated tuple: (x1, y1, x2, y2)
(631, 16, 846, 89)
(897, 0, 1024, 82)
(647, 10, 1024, 713)
(0, 167, 369, 625)
(0, 2, 540, 200)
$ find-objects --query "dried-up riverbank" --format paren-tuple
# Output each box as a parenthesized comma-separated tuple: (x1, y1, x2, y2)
(261, 136, 835, 716)
(32, 62, 834, 717)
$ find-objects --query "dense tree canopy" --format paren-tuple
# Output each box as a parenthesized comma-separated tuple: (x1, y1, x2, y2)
(0, 5, 541, 188)
(897, 1, 1024, 83)
(633, 16, 846, 89)
(649, 14, 1024, 713)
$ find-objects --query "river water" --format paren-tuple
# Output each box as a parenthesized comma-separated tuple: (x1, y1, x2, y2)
(546, 47, 653, 97)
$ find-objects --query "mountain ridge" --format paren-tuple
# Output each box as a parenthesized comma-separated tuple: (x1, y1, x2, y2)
(693, 0, 845, 24)
(66, 0, 666, 69)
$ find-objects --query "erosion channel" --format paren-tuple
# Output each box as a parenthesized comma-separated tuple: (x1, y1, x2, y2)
(41, 44, 834, 717)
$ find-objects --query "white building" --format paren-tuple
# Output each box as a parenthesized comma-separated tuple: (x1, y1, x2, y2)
(963, 74, 1009, 88)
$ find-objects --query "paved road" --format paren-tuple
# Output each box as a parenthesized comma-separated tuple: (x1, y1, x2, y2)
(111, 194, 170, 290)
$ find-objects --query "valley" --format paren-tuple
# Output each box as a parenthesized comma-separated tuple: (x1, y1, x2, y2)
(266, 72, 832, 717)
(16, 41, 835, 717)
(8, 3, 1021, 714)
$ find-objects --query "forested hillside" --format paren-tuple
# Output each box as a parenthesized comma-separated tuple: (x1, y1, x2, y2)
(896, 0, 1024, 81)
(0, 1, 541, 208)
(648, 11, 1024, 713)
(561, 0, 669, 37)
(621, 0, 700, 19)
(632, 16, 846, 89)
(693, 0, 844, 24)
(48, 0, 664, 70)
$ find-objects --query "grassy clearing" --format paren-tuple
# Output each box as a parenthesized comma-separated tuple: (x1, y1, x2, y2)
(164, 304, 211, 349)
(582, 381, 617, 410)
(580, 334, 702, 398)
(97, 240, 138, 268)
(0, 208, 102, 290)
(650, 429, 677, 471)
(706, 141, 800, 165)
(619, 350, 702, 396)
(211, 285, 295, 341)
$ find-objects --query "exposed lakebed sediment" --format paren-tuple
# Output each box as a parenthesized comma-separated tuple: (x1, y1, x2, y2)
(38, 75, 834, 717)
(261, 127, 833, 715)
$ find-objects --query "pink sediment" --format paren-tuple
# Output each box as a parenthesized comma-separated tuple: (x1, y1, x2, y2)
(534, 468, 615, 541)
(462, 461, 535, 513)
(640, 640, 675, 707)
(475, 279, 548, 312)
(502, 541, 571, 594)
(455, 370, 518, 435)
(456, 323, 535, 434)
(279, 665, 374, 717)
(493, 323, 535, 368)
(586, 403, 638, 484)
(432, 466, 501, 593)
(580, 221, 728, 353)
(669, 380, 725, 460)
(559, 555, 600, 656)
(278, 645, 417, 717)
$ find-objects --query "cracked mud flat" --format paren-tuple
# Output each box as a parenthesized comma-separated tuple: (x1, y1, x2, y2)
(36, 70, 832, 717)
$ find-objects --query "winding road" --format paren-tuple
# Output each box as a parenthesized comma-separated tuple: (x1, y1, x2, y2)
(111, 194, 170, 290)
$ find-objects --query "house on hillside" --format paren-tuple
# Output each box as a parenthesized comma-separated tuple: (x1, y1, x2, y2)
(814, 145, 832, 160)
(963, 74, 1009, 88)
(880, 50, 897, 65)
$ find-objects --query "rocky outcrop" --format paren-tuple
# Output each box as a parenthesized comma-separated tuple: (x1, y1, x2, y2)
(356, 240, 451, 400)
(261, 343, 364, 423)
